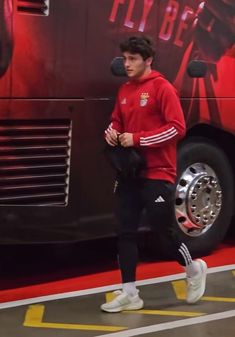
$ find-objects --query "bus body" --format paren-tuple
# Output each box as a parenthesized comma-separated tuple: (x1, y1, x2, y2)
(0, 0, 234, 254)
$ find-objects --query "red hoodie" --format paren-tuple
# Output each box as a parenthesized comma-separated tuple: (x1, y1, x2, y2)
(106, 70, 186, 183)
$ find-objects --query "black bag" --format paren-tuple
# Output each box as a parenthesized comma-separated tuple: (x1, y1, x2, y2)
(104, 144, 145, 178)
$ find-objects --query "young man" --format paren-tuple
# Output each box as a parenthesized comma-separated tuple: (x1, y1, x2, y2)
(102, 36, 207, 313)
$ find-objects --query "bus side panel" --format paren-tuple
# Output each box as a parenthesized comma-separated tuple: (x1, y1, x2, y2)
(0, 98, 117, 244)
(0, 0, 12, 97)
(0, 0, 234, 244)
(12, 0, 87, 98)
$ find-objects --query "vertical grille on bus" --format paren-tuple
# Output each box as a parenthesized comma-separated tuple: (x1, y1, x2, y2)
(17, 0, 49, 16)
(0, 119, 71, 206)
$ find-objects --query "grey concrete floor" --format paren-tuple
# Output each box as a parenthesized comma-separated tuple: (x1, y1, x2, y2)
(0, 267, 235, 337)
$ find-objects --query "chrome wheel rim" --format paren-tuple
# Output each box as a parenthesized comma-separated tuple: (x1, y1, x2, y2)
(175, 163, 222, 237)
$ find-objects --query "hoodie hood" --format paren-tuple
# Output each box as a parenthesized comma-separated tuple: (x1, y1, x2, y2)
(131, 70, 164, 83)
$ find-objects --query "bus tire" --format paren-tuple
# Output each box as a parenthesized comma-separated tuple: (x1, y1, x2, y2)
(174, 138, 234, 257)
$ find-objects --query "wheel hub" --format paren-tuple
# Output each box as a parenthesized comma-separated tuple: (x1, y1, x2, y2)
(175, 163, 222, 237)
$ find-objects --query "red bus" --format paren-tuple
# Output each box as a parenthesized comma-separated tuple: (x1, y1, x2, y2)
(0, 0, 234, 256)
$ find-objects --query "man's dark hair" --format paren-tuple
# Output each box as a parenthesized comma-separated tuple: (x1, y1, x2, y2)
(120, 36, 155, 60)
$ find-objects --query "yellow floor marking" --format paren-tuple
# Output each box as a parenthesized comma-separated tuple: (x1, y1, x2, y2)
(106, 292, 118, 303)
(23, 305, 127, 332)
(123, 309, 205, 317)
(232, 271, 235, 277)
(172, 280, 235, 302)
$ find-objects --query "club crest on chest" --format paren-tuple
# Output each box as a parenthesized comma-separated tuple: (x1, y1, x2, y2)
(140, 92, 149, 107)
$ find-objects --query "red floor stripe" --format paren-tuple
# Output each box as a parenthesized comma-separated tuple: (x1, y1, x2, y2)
(0, 244, 235, 303)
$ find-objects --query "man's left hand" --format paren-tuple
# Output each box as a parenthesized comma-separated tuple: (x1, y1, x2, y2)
(119, 133, 134, 147)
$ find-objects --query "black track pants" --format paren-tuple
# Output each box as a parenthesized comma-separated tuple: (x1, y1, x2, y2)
(115, 178, 191, 283)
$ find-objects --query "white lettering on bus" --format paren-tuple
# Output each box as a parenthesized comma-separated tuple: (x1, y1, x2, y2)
(109, 0, 196, 48)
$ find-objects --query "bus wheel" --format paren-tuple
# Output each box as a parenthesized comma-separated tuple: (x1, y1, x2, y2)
(175, 138, 234, 257)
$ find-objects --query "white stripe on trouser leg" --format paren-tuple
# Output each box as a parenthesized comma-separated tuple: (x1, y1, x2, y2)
(178, 244, 192, 266)
(179, 244, 191, 265)
(181, 243, 193, 265)
(178, 248, 188, 266)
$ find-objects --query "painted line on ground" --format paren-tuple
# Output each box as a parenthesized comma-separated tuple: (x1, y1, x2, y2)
(24, 304, 127, 332)
(173, 279, 235, 302)
(0, 264, 234, 310)
(96, 309, 235, 337)
(123, 309, 205, 317)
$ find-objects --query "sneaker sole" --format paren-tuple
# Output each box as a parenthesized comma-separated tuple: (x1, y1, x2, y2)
(187, 259, 207, 304)
(101, 300, 144, 313)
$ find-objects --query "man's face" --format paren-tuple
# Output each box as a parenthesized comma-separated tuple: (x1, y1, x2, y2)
(123, 52, 152, 80)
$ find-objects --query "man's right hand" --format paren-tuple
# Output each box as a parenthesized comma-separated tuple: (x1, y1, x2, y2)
(105, 129, 119, 146)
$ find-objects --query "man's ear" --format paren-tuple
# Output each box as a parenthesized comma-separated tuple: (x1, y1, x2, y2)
(145, 57, 153, 66)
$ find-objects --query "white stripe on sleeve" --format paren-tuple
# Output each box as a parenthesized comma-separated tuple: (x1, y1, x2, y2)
(140, 127, 178, 146)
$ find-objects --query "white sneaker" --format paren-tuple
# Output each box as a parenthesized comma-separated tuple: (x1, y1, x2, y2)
(100, 290, 144, 313)
(186, 259, 207, 304)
